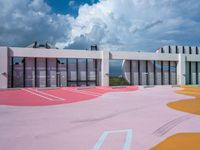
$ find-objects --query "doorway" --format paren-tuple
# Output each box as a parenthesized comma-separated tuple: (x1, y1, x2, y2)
(109, 60, 129, 86)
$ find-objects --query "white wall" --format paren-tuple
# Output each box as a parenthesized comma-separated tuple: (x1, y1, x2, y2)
(0, 47, 8, 88)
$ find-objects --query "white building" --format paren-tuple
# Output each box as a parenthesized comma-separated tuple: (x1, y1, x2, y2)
(0, 44, 200, 89)
(123, 45, 200, 86)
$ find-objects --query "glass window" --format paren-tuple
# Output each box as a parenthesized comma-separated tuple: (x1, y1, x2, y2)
(68, 59, 77, 81)
(78, 59, 86, 81)
(13, 57, 24, 88)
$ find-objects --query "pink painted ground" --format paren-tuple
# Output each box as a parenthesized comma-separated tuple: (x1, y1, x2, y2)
(0, 86, 138, 106)
(0, 86, 199, 150)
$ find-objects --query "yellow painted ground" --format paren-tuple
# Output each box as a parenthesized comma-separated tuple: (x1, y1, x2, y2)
(151, 133, 200, 150)
(151, 86, 200, 150)
(167, 86, 200, 115)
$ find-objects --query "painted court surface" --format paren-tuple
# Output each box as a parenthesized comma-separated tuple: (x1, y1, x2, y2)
(0, 86, 200, 150)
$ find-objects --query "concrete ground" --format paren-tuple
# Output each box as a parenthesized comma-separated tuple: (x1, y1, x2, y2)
(0, 86, 199, 150)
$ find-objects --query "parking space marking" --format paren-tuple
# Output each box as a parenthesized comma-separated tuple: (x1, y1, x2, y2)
(30, 88, 65, 101)
(22, 89, 55, 101)
(62, 88, 101, 96)
(92, 129, 133, 150)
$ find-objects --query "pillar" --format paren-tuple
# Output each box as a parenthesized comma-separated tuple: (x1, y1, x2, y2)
(0, 47, 8, 89)
(177, 54, 186, 85)
(101, 51, 109, 86)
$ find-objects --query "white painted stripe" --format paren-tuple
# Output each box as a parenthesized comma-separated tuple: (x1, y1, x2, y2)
(62, 88, 101, 96)
(77, 89, 102, 96)
(96, 87, 111, 90)
(123, 129, 133, 150)
(92, 129, 133, 150)
(76, 89, 102, 96)
(29, 88, 65, 101)
(62, 88, 100, 96)
(22, 89, 56, 101)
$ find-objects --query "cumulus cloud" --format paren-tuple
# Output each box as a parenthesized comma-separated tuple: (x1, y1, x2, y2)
(0, 0, 73, 47)
(0, 0, 200, 51)
(59, 0, 200, 51)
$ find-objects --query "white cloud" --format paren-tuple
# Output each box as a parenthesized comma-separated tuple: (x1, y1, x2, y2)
(0, 0, 200, 51)
(59, 0, 200, 51)
(0, 0, 73, 47)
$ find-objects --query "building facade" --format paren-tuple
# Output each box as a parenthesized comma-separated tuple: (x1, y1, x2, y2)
(0, 45, 200, 89)
(122, 45, 200, 85)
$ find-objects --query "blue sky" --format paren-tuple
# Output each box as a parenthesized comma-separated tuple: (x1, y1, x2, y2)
(45, 0, 99, 16)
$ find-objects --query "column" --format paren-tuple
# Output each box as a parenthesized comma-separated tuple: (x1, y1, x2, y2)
(0, 47, 8, 88)
(177, 54, 186, 85)
(101, 51, 109, 86)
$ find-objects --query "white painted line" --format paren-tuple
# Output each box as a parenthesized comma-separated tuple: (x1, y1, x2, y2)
(96, 87, 111, 90)
(22, 89, 56, 101)
(76, 89, 102, 96)
(63, 88, 101, 96)
(29, 88, 65, 101)
(92, 129, 133, 150)
(62, 88, 101, 97)
(96, 87, 107, 89)
(76, 86, 96, 90)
